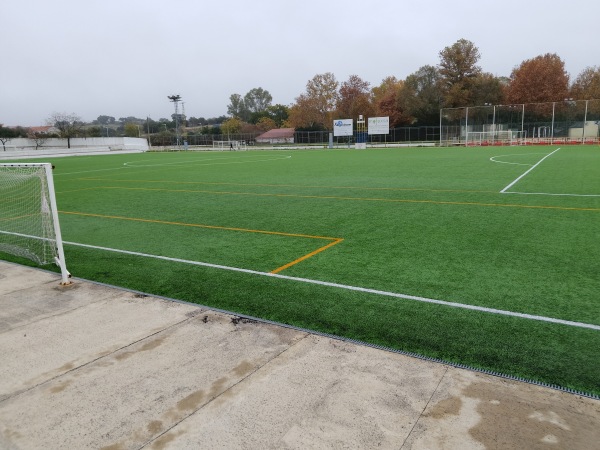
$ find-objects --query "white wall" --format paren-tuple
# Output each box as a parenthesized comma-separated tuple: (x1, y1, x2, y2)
(1, 137, 149, 151)
(0, 137, 149, 160)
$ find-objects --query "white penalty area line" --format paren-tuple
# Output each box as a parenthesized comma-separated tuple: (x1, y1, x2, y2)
(500, 148, 561, 194)
(61, 239, 600, 332)
(501, 191, 600, 197)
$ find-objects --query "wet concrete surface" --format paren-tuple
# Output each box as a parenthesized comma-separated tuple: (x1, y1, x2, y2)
(1, 261, 598, 449)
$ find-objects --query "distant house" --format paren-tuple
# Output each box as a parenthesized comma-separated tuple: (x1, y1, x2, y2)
(255, 128, 295, 144)
(28, 126, 58, 135)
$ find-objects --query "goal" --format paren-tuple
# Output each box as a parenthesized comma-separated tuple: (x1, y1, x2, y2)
(0, 163, 71, 284)
(212, 140, 247, 151)
(466, 130, 525, 146)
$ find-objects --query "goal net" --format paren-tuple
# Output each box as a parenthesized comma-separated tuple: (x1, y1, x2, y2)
(0, 163, 71, 284)
(466, 130, 525, 146)
(212, 140, 247, 151)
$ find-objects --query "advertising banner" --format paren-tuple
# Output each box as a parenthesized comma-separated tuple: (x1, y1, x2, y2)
(368, 116, 390, 135)
(333, 119, 353, 136)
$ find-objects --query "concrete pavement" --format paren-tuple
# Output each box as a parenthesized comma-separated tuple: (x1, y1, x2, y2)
(0, 260, 598, 449)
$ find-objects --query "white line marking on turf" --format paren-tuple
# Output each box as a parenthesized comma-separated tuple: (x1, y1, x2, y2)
(55, 166, 129, 176)
(123, 155, 291, 168)
(500, 148, 561, 193)
(56, 239, 600, 332)
(502, 191, 600, 197)
(489, 153, 545, 166)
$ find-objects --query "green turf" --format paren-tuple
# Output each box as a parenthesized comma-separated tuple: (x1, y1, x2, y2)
(2, 145, 599, 395)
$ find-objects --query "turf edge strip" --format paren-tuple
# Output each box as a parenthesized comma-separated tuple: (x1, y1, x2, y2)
(62, 240, 600, 331)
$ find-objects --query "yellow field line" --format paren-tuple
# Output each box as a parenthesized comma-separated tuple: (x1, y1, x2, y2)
(92, 186, 600, 213)
(58, 210, 339, 240)
(271, 238, 344, 274)
(59, 210, 344, 272)
(80, 178, 494, 194)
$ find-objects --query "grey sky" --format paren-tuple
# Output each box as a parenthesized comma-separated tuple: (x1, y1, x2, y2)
(2, 0, 598, 126)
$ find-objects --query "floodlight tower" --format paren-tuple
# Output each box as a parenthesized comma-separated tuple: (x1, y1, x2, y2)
(168, 94, 182, 147)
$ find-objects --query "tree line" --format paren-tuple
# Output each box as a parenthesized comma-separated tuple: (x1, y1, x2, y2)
(221, 39, 599, 133)
(4, 38, 598, 148)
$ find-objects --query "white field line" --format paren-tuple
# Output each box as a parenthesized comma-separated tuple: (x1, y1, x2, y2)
(122, 155, 291, 168)
(54, 154, 292, 176)
(489, 153, 545, 166)
(45, 239, 599, 332)
(502, 191, 600, 197)
(500, 148, 561, 193)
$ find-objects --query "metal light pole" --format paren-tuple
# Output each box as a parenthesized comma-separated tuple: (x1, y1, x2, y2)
(168, 94, 182, 148)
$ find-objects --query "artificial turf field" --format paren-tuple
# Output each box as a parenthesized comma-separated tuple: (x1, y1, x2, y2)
(2, 145, 599, 396)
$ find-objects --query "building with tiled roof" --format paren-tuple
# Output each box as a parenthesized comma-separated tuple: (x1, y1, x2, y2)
(255, 128, 295, 144)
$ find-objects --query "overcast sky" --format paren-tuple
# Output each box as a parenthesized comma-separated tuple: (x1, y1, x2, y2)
(2, 0, 598, 126)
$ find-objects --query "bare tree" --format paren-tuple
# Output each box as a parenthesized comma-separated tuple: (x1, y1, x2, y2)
(47, 112, 83, 148)
(28, 131, 48, 149)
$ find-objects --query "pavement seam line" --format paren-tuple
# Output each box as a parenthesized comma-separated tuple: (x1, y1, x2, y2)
(400, 365, 450, 449)
(140, 332, 311, 450)
(0, 292, 124, 336)
(0, 312, 198, 404)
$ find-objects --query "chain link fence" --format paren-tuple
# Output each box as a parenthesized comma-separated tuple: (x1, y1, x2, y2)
(148, 100, 600, 149)
(441, 99, 600, 146)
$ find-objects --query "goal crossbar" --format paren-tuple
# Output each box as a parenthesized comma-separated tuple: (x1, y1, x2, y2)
(0, 163, 71, 284)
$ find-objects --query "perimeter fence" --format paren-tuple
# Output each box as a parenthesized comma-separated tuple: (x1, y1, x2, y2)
(150, 127, 441, 149)
(149, 99, 600, 149)
(441, 99, 600, 146)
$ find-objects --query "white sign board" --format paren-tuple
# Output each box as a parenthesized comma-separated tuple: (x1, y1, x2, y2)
(333, 119, 353, 136)
(368, 116, 390, 135)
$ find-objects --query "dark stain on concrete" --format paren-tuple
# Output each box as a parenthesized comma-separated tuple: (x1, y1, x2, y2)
(177, 389, 206, 412)
(233, 360, 255, 378)
(148, 429, 185, 450)
(147, 420, 164, 435)
(465, 381, 600, 450)
(115, 335, 166, 361)
(49, 379, 72, 394)
(424, 396, 463, 419)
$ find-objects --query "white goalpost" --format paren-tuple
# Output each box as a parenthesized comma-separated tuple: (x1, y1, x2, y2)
(465, 130, 525, 146)
(0, 163, 71, 285)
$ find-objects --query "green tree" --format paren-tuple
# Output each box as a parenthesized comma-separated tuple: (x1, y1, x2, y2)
(95, 115, 116, 125)
(86, 126, 103, 137)
(471, 72, 505, 106)
(398, 65, 443, 125)
(0, 124, 19, 151)
(227, 88, 273, 123)
(265, 104, 289, 127)
(244, 88, 272, 116)
(227, 93, 247, 120)
(220, 118, 242, 136)
(124, 123, 139, 137)
(438, 39, 482, 107)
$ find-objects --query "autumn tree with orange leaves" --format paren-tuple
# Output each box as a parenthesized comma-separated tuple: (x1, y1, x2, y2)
(288, 72, 339, 130)
(570, 66, 600, 100)
(371, 77, 411, 127)
(505, 53, 570, 104)
(336, 75, 375, 119)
